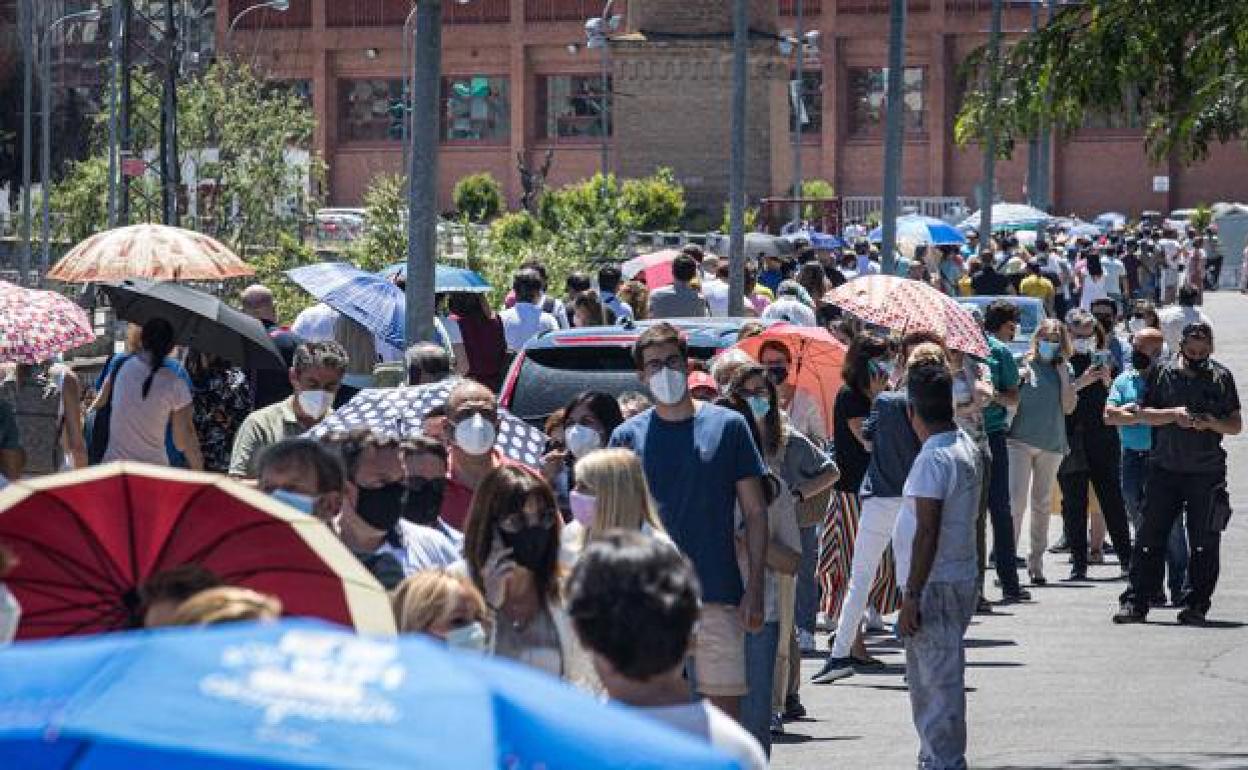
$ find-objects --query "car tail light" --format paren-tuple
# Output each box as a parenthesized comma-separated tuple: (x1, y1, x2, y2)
(499, 350, 525, 408)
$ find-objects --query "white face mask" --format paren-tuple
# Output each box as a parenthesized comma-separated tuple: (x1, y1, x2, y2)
(1128, 318, 1147, 333)
(297, 389, 333, 421)
(1072, 337, 1095, 355)
(565, 425, 602, 458)
(445, 621, 488, 653)
(0, 584, 21, 645)
(648, 367, 687, 406)
(454, 413, 496, 456)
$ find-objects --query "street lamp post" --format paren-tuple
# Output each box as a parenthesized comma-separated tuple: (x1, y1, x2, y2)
(401, 4, 420, 174)
(781, 27, 819, 226)
(977, 0, 1003, 244)
(225, 0, 289, 53)
(880, 0, 906, 275)
(40, 8, 102, 276)
(19, 0, 34, 285)
(727, 0, 748, 317)
(584, 2, 618, 181)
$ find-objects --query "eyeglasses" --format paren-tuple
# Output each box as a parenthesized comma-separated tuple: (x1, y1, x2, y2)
(451, 406, 497, 424)
(642, 354, 686, 376)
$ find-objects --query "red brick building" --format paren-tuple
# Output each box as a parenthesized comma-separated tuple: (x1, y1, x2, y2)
(223, 0, 1247, 219)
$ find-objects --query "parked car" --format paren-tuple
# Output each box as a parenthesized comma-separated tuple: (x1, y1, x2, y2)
(315, 208, 367, 241)
(500, 319, 748, 428)
(958, 295, 1046, 361)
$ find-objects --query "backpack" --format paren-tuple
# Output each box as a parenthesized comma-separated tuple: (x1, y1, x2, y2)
(85, 355, 132, 465)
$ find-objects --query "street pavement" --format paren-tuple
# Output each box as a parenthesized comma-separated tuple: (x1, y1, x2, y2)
(772, 291, 1248, 770)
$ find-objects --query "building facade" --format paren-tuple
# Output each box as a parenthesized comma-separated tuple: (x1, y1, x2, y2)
(212, 0, 1242, 219)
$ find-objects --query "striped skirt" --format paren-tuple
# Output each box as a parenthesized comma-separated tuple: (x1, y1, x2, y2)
(816, 491, 902, 618)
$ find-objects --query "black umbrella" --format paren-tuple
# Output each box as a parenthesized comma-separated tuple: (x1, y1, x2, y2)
(98, 279, 285, 370)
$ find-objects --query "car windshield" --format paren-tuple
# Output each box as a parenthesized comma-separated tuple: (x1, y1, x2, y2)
(959, 298, 1043, 337)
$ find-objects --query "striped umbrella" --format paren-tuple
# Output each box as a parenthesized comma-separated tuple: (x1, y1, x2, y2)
(0, 281, 95, 364)
(287, 262, 405, 350)
(47, 224, 255, 283)
(379, 263, 492, 294)
(824, 275, 989, 357)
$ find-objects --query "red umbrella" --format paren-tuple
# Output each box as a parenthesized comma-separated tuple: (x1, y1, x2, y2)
(735, 324, 846, 439)
(0, 463, 395, 640)
(621, 248, 680, 288)
(824, 275, 989, 357)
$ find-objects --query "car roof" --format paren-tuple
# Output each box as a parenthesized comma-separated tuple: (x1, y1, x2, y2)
(522, 318, 752, 352)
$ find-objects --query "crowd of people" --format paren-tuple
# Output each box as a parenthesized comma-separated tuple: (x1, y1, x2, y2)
(0, 214, 1240, 770)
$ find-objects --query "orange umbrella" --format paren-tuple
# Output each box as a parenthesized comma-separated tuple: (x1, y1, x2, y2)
(48, 224, 255, 283)
(735, 324, 846, 437)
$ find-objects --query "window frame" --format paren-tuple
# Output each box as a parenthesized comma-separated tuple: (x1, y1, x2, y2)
(846, 65, 928, 140)
(441, 74, 512, 146)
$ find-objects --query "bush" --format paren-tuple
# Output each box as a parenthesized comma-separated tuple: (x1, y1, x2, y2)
(348, 173, 407, 273)
(620, 167, 685, 232)
(801, 179, 835, 199)
(249, 233, 324, 322)
(453, 173, 504, 223)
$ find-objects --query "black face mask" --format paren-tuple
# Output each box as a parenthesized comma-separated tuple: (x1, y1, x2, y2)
(1184, 353, 1212, 374)
(500, 525, 552, 572)
(1131, 350, 1153, 372)
(765, 366, 789, 386)
(403, 477, 447, 525)
(355, 483, 406, 532)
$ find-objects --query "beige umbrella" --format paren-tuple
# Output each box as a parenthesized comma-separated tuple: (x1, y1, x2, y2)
(47, 224, 255, 283)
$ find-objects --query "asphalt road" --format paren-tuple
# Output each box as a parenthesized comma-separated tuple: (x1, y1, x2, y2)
(772, 291, 1248, 770)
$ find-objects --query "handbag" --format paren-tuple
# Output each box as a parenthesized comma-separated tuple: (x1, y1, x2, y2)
(85, 355, 131, 465)
(797, 487, 833, 528)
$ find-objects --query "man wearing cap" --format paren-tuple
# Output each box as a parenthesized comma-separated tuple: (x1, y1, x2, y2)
(1114, 322, 1241, 626)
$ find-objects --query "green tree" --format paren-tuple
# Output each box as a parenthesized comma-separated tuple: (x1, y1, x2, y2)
(348, 173, 408, 273)
(619, 167, 686, 232)
(955, 1, 1248, 163)
(453, 172, 504, 223)
(248, 233, 324, 322)
(48, 156, 108, 244)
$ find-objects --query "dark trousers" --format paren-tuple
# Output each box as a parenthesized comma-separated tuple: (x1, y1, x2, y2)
(987, 431, 1022, 593)
(1122, 467, 1223, 615)
(1059, 430, 1133, 573)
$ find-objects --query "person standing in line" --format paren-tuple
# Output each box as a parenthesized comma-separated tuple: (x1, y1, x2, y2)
(239, 284, 303, 409)
(980, 301, 1028, 602)
(567, 531, 767, 770)
(896, 363, 983, 770)
(446, 293, 508, 392)
(438, 380, 512, 531)
(648, 253, 711, 320)
(1104, 327, 1188, 607)
(1058, 309, 1133, 581)
(500, 269, 560, 353)
(609, 323, 768, 721)
(1158, 285, 1212, 354)
(1115, 322, 1240, 626)
(947, 347, 995, 611)
(597, 265, 635, 324)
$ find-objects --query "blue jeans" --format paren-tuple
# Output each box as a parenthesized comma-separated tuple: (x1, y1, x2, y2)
(743, 621, 779, 756)
(987, 431, 1022, 594)
(796, 525, 819, 634)
(1121, 448, 1188, 600)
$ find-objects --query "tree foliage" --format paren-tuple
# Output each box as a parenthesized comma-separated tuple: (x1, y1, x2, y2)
(453, 172, 504, 223)
(348, 173, 408, 273)
(955, 1, 1248, 163)
(248, 233, 324, 323)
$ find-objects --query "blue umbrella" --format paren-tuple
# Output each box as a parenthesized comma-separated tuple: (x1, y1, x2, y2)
(869, 214, 967, 246)
(380, 263, 492, 294)
(287, 262, 405, 350)
(0, 619, 739, 770)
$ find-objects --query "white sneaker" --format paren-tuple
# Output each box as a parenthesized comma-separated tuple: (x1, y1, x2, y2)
(797, 629, 817, 654)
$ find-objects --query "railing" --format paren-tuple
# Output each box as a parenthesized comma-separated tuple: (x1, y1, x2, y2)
(326, 0, 413, 28)
(526, 0, 626, 22)
(777, 0, 823, 16)
(228, 0, 313, 29)
(838, 0, 930, 13)
(841, 196, 967, 223)
(446, 0, 511, 24)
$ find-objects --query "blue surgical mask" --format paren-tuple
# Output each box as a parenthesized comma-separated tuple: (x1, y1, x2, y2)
(271, 490, 315, 515)
(446, 621, 488, 653)
(747, 395, 771, 419)
(1037, 340, 1059, 362)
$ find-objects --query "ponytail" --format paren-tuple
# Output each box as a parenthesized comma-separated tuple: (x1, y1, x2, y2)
(139, 318, 175, 399)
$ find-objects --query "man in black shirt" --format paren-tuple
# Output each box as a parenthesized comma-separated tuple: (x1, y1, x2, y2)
(971, 251, 1012, 296)
(240, 284, 305, 409)
(1115, 322, 1241, 626)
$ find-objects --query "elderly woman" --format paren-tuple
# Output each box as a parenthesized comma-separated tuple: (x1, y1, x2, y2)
(392, 569, 492, 650)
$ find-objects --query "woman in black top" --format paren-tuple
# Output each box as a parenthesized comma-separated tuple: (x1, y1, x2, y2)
(816, 332, 895, 653)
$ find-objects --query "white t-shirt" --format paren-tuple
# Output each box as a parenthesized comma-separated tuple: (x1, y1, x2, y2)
(500, 302, 560, 352)
(1079, 273, 1109, 310)
(291, 302, 340, 342)
(103, 355, 192, 466)
(761, 298, 817, 327)
(1158, 305, 1212, 353)
(787, 388, 827, 445)
(639, 701, 767, 770)
(701, 278, 731, 317)
(1101, 257, 1126, 297)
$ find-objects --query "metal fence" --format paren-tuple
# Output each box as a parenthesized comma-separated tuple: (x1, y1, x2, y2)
(841, 196, 968, 223)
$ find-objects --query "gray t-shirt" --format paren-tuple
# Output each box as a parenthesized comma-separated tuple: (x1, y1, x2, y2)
(647, 283, 709, 319)
(1007, 360, 1070, 454)
(900, 429, 980, 584)
(860, 390, 921, 498)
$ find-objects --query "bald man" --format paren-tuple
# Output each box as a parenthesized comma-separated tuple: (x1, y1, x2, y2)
(439, 380, 510, 530)
(1104, 326, 1185, 604)
(239, 284, 305, 409)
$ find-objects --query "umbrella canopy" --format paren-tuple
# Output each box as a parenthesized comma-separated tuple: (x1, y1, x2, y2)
(47, 224, 255, 283)
(0, 463, 395, 639)
(0, 619, 739, 770)
(0, 281, 95, 364)
(734, 324, 846, 436)
(957, 203, 1052, 233)
(621, 248, 680, 288)
(825, 275, 989, 358)
(868, 215, 967, 246)
(287, 262, 405, 350)
(98, 279, 285, 370)
(379, 263, 493, 294)
(308, 381, 548, 468)
(1093, 212, 1127, 231)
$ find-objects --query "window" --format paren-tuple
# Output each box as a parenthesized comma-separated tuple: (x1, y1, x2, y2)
(441, 76, 510, 143)
(789, 70, 823, 136)
(848, 66, 926, 137)
(266, 79, 312, 106)
(338, 79, 405, 143)
(538, 75, 611, 140)
(1080, 89, 1146, 131)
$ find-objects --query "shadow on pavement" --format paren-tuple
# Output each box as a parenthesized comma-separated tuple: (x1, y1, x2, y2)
(978, 752, 1248, 769)
(772, 733, 862, 745)
(965, 661, 1025, 668)
(963, 638, 1019, 649)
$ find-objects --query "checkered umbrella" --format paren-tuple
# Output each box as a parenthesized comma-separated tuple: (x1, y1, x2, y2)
(0, 281, 95, 364)
(824, 275, 989, 358)
(307, 381, 548, 467)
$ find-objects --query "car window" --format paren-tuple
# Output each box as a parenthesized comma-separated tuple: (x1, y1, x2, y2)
(960, 299, 1043, 336)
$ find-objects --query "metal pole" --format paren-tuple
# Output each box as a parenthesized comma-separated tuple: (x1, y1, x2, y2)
(1035, 0, 1054, 211)
(727, 0, 748, 317)
(19, 0, 34, 285)
(406, 0, 442, 346)
(402, 6, 419, 176)
(977, 0, 1003, 247)
(880, 0, 906, 275)
(40, 22, 52, 276)
(600, 25, 609, 179)
(1025, 0, 1039, 206)
(791, 0, 803, 225)
(107, 0, 122, 226)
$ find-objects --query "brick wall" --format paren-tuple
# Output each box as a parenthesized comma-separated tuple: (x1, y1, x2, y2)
(627, 0, 777, 37)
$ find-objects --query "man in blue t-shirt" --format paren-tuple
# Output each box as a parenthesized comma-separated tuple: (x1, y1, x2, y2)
(610, 322, 768, 719)
(1104, 327, 1187, 605)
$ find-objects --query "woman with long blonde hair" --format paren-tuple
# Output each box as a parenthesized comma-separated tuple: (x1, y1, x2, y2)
(568, 448, 667, 549)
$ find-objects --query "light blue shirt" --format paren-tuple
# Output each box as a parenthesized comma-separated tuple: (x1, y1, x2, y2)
(1107, 369, 1152, 451)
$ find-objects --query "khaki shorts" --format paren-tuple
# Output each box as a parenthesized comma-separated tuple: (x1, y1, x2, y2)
(691, 603, 747, 697)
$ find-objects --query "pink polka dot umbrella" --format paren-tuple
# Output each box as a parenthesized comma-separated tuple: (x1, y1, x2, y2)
(824, 275, 990, 358)
(0, 281, 96, 364)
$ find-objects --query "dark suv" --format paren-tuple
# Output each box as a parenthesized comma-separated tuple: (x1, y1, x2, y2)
(500, 319, 747, 428)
